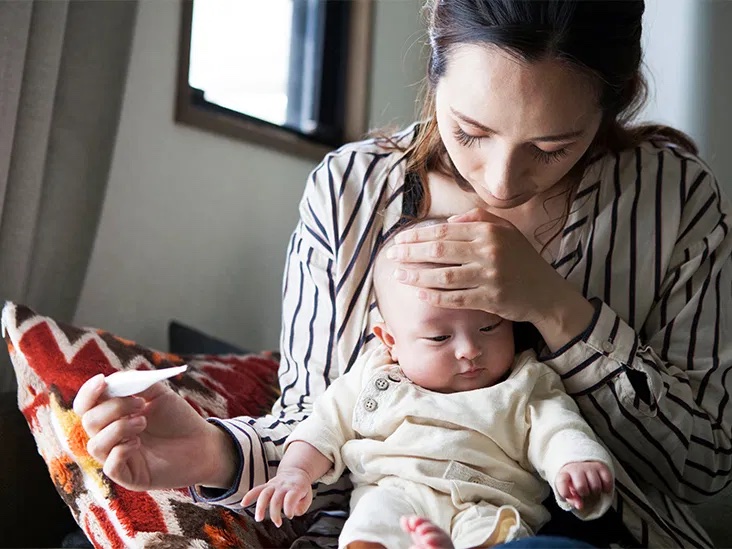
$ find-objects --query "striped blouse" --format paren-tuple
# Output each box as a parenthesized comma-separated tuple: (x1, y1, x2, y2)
(192, 124, 732, 548)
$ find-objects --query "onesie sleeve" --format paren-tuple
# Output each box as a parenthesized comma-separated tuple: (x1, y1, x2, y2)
(525, 361, 615, 520)
(284, 346, 386, 484)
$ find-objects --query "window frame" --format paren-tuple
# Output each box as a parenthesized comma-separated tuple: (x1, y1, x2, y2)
(175, 0, 374, 160)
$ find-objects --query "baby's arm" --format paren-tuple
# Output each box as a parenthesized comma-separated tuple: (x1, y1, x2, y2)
(241, 441, 332, 527)
(555, 461, 614, 512)
(240, 348, 391, 525)
(526, 366, 615, 519)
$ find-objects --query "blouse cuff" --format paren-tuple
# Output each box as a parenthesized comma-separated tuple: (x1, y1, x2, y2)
(189, 418, 255, 507)
(538, 298, 639, 396)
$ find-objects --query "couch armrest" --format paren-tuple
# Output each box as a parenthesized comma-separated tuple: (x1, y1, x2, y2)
(0, 392, 77, 547)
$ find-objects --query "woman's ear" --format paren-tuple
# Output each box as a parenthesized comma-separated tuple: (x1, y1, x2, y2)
(373, 323, 398, 360)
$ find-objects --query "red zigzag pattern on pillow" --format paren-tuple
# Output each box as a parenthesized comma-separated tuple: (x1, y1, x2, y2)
(2, 301, 304, 548)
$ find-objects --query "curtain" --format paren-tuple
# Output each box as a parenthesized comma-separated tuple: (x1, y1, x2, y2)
(0, 0, 138, 391)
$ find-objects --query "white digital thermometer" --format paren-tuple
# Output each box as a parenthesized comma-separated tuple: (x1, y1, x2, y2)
(103, 365, 188, 398)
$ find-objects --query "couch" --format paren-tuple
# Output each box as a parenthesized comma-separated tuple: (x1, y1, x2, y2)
(0, 390, 81, 548)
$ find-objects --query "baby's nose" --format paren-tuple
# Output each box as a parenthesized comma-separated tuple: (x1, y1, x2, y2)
(455, 340, 482, 361)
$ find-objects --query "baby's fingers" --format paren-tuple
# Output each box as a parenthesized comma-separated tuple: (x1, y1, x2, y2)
(241, 485, 266, 508)
(283, 488, 312, 519)
(269, 489, 286, 527)
(556, 472, 583, 509)
(555, 471, 571, 500)
(567, 485, 583, 510)
(254, 486, 275, 522)
(586, 469, 603, 495)
(599, 465, 614, 493)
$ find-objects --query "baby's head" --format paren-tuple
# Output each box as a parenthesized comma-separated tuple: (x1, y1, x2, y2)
(372, 218, 516, 393)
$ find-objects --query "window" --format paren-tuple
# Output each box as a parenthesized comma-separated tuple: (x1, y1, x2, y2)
(175, 0, 373, 159)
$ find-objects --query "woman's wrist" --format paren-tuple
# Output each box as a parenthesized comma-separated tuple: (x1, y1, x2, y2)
(534, 283, 595, 353)
(200, 422, 240, 489)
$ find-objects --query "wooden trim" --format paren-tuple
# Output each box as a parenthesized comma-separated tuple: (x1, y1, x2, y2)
(174, 0, 193, 132)
(174, 0, 373, 161)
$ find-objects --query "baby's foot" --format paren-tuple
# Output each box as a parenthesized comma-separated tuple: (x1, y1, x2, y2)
(401, 516, 454, 549)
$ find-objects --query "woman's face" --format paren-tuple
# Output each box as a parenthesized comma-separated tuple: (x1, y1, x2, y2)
(434, 45, 603, 210)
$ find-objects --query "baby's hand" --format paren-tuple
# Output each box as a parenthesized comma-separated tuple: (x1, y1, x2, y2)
(556, 461, 613, 511)
(240, 468, 313, 527)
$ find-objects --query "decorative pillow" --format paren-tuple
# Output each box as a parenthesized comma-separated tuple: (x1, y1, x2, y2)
(1, 301, 304, 548)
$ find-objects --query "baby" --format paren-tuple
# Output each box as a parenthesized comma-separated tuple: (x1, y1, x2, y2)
(242, 219, 615, 549)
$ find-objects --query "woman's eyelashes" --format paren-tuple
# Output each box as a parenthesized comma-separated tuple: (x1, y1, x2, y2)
(452, 126, 482, 148)
(452, 125, 572, 165)
(531, 145, 570, 164)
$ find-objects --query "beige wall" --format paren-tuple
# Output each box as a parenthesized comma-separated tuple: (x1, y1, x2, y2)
(641, 0, 732, 195)
(74, 0, 426, 353)
(77, 0, 732, 353)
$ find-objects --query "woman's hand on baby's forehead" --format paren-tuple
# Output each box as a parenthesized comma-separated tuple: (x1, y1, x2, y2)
(384, 206, 587, 330)
(394, 222, 452, 244)
(387, 221, 515, 266)
(393, 209, 513, 245)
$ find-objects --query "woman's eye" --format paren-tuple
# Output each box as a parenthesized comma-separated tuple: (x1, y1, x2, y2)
(531, 145, 570, 165)
(452, 127, 482, 148)
(426, 335, 450, 342)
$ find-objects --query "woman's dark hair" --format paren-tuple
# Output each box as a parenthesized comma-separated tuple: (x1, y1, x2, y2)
(394, 0, 697, 218)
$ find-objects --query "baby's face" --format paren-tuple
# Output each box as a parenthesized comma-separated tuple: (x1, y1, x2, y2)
(376, 284, 515, 394)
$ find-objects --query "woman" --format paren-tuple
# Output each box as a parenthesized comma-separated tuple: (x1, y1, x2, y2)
(74, 1, 731, 547)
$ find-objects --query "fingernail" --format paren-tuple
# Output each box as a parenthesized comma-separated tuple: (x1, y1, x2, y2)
(393, 269, 406, 281)
(386, 247, 397, 259)
(447, 214, 459, 222)
(417, 290, 428, 301)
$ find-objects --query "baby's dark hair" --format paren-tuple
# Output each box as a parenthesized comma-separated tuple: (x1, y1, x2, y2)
(374, 217, 541, 353)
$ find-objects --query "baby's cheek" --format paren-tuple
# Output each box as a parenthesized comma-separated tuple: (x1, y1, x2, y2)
(415, 365, 455, 393)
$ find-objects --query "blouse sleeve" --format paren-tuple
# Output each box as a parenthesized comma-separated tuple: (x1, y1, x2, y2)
(190, 152, 345, 507)
(541, 158, 732, 504)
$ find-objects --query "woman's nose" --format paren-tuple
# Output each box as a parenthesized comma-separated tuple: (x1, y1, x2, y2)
(482, 146, 522, 200)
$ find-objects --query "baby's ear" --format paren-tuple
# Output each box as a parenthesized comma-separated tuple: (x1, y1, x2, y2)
(373, 323, 395, 352)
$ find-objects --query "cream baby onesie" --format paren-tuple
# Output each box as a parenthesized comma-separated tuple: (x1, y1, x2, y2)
(286, 347, 614, 548)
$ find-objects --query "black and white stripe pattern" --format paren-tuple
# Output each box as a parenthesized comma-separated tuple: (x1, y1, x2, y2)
(193, 125, 731, 548)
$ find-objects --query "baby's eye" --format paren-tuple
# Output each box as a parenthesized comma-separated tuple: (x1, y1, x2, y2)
(426, 335, 450, 342)
(480, 320, 503, 333)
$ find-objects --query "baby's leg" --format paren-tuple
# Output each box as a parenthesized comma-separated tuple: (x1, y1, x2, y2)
(401, 515, 455, 549)
(452, 504, 528, 548)
(401, 513, 522, 549)
(339, 484, 420, 549)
